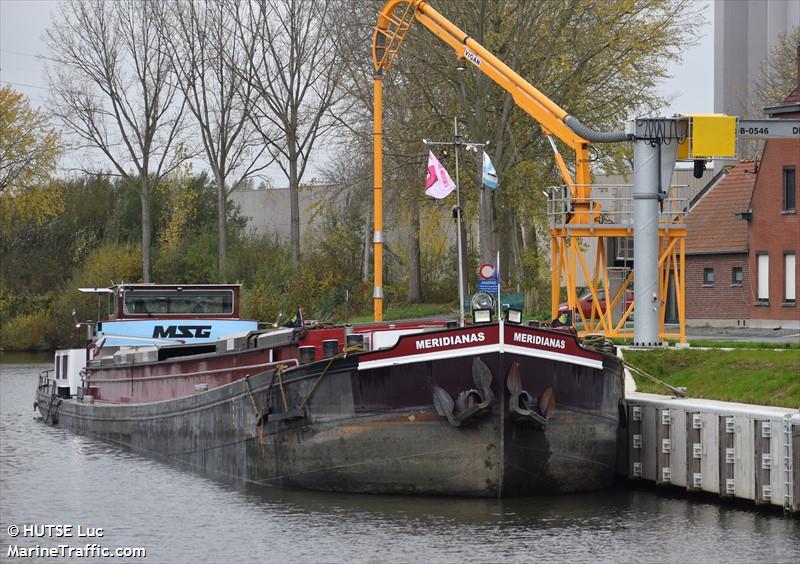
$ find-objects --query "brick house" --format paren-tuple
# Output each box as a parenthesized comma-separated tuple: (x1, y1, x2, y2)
(685, 84, 799, 329)
(747, 85, 799, 328)
(685, 162, 757, 327)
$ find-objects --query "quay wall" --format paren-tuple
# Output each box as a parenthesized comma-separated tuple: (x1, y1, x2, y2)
(621, 392, 799, 513)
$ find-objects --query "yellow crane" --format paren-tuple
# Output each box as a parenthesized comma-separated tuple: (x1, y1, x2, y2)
(371, 0, 688, 342)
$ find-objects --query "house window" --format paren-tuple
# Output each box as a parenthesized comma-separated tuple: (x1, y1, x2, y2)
(784, 167, 796, 212)
(615, 237, 634, 261)
(732, 267, 743, 286)
(757, 253, 769, 302)
(786, 253, 796, 303)
(703, 268, 714, 286)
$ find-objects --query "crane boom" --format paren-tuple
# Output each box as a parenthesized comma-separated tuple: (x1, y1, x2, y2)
(374, 0, 588, 151)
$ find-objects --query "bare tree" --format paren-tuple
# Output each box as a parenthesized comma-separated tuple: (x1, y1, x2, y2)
(47, 0, 187, 282)
(237, 0, 344, 263)
(159, 0, 271, 281)
(753, 27, 800, 110)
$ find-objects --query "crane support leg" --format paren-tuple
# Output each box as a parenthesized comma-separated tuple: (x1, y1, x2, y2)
(373, 73, 384, 321)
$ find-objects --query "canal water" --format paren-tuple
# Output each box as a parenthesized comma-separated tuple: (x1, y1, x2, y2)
(2, 359, 798, 563)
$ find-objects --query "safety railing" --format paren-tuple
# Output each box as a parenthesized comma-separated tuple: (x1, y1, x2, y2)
(37, 369, 55, 394)
(547, 184, 689, 230)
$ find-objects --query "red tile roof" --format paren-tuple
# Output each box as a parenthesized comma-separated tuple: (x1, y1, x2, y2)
(783, 85, 800, 105)
(685, 162, 757, 254)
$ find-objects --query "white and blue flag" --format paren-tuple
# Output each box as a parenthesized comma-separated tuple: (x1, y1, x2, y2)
(482, 151, 499, 189)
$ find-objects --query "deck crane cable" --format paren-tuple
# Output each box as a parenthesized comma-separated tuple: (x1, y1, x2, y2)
(636, 118, 687, 146)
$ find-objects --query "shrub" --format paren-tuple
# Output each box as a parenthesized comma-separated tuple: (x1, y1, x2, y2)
(0, 311, 50, 351)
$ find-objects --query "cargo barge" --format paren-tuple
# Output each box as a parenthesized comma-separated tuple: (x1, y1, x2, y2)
(36, 284, 623, 497)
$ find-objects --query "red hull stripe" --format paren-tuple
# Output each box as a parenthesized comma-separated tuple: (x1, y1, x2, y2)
(357, 324, 604, 371)
(357, 343, 602, 371)
(88, 361, 282, 383)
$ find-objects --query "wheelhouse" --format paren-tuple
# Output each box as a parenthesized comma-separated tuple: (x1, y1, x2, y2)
(98, 284, 242, 320)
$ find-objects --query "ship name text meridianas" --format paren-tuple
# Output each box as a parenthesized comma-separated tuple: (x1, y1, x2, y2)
(511, 332, 567, 349)
(415, 332, 486, 350)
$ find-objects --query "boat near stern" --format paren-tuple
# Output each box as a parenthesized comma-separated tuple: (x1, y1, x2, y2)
(35, 284, 622, 497)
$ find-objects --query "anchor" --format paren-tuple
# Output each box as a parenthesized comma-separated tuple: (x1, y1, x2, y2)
(506, 362, 555, 430)
(432, 357, 494, 427)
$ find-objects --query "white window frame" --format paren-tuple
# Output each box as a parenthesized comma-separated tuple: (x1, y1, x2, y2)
(785, 253, 796, 302)
(757, 254, 769, 301)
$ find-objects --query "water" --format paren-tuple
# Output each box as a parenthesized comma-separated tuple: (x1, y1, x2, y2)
(2, 360, 798, 564)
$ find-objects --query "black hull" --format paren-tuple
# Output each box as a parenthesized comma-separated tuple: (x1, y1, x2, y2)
(36, 349, 623, 497)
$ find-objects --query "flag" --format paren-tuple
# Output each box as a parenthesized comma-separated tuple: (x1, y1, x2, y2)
(482, 151, 499, 189)
(424, 150, 456, 199)
(283, 308, 304, 328)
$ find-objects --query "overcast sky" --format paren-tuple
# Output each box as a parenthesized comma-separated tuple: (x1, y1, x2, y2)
(1, 0, 714, 181)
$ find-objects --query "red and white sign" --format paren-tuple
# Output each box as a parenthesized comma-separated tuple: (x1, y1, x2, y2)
(358, 326, 499, 370)
(478, 263, 495, 280)
(503, 325, 603, 369)
(357, 325, 603, 371)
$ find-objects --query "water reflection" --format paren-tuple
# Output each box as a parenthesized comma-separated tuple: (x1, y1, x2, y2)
(2, 362, 798, 564)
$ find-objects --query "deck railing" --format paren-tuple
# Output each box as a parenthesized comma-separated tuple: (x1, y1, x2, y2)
(37, 369, 55, 394)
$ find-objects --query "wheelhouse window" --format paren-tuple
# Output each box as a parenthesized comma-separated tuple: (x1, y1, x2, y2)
(731, 267, 743, 286)
(123, 290, 234, 315)
(784, 167, 796, 212)
(703, 268, 714, 286)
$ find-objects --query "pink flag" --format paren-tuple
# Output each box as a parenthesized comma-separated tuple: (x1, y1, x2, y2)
(424, 151, 456, 199)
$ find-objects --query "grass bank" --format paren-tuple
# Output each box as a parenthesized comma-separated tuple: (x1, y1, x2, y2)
(623, 348, 800, 408)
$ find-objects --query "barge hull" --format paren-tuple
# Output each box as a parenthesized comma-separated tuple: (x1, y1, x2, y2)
(36, 347, 622, 497)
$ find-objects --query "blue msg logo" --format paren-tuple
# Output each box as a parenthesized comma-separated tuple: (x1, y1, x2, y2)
(152, 325, 213, 339)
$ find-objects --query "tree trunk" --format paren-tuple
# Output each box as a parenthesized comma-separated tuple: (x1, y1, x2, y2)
(140, 175, 152, 283)
(509, 211, 522, 290)
(478, 181, 500, 266)
(217, 172, 227, 282)
(407, 195, 422, 302)
(289, 158, 301, 264)
(478, 186, 496, 264)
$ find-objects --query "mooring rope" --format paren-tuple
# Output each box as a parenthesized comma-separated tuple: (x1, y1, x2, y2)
(298, 346, 363, 410)
(581, 334, 686, 397)
(242, 376, 263, 422)
(275, 365, 289, 412)
(581, 334, 617, 356)
(621, 358, 686, 397)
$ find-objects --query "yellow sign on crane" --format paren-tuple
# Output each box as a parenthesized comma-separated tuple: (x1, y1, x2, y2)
(677, 114, 738, 160)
